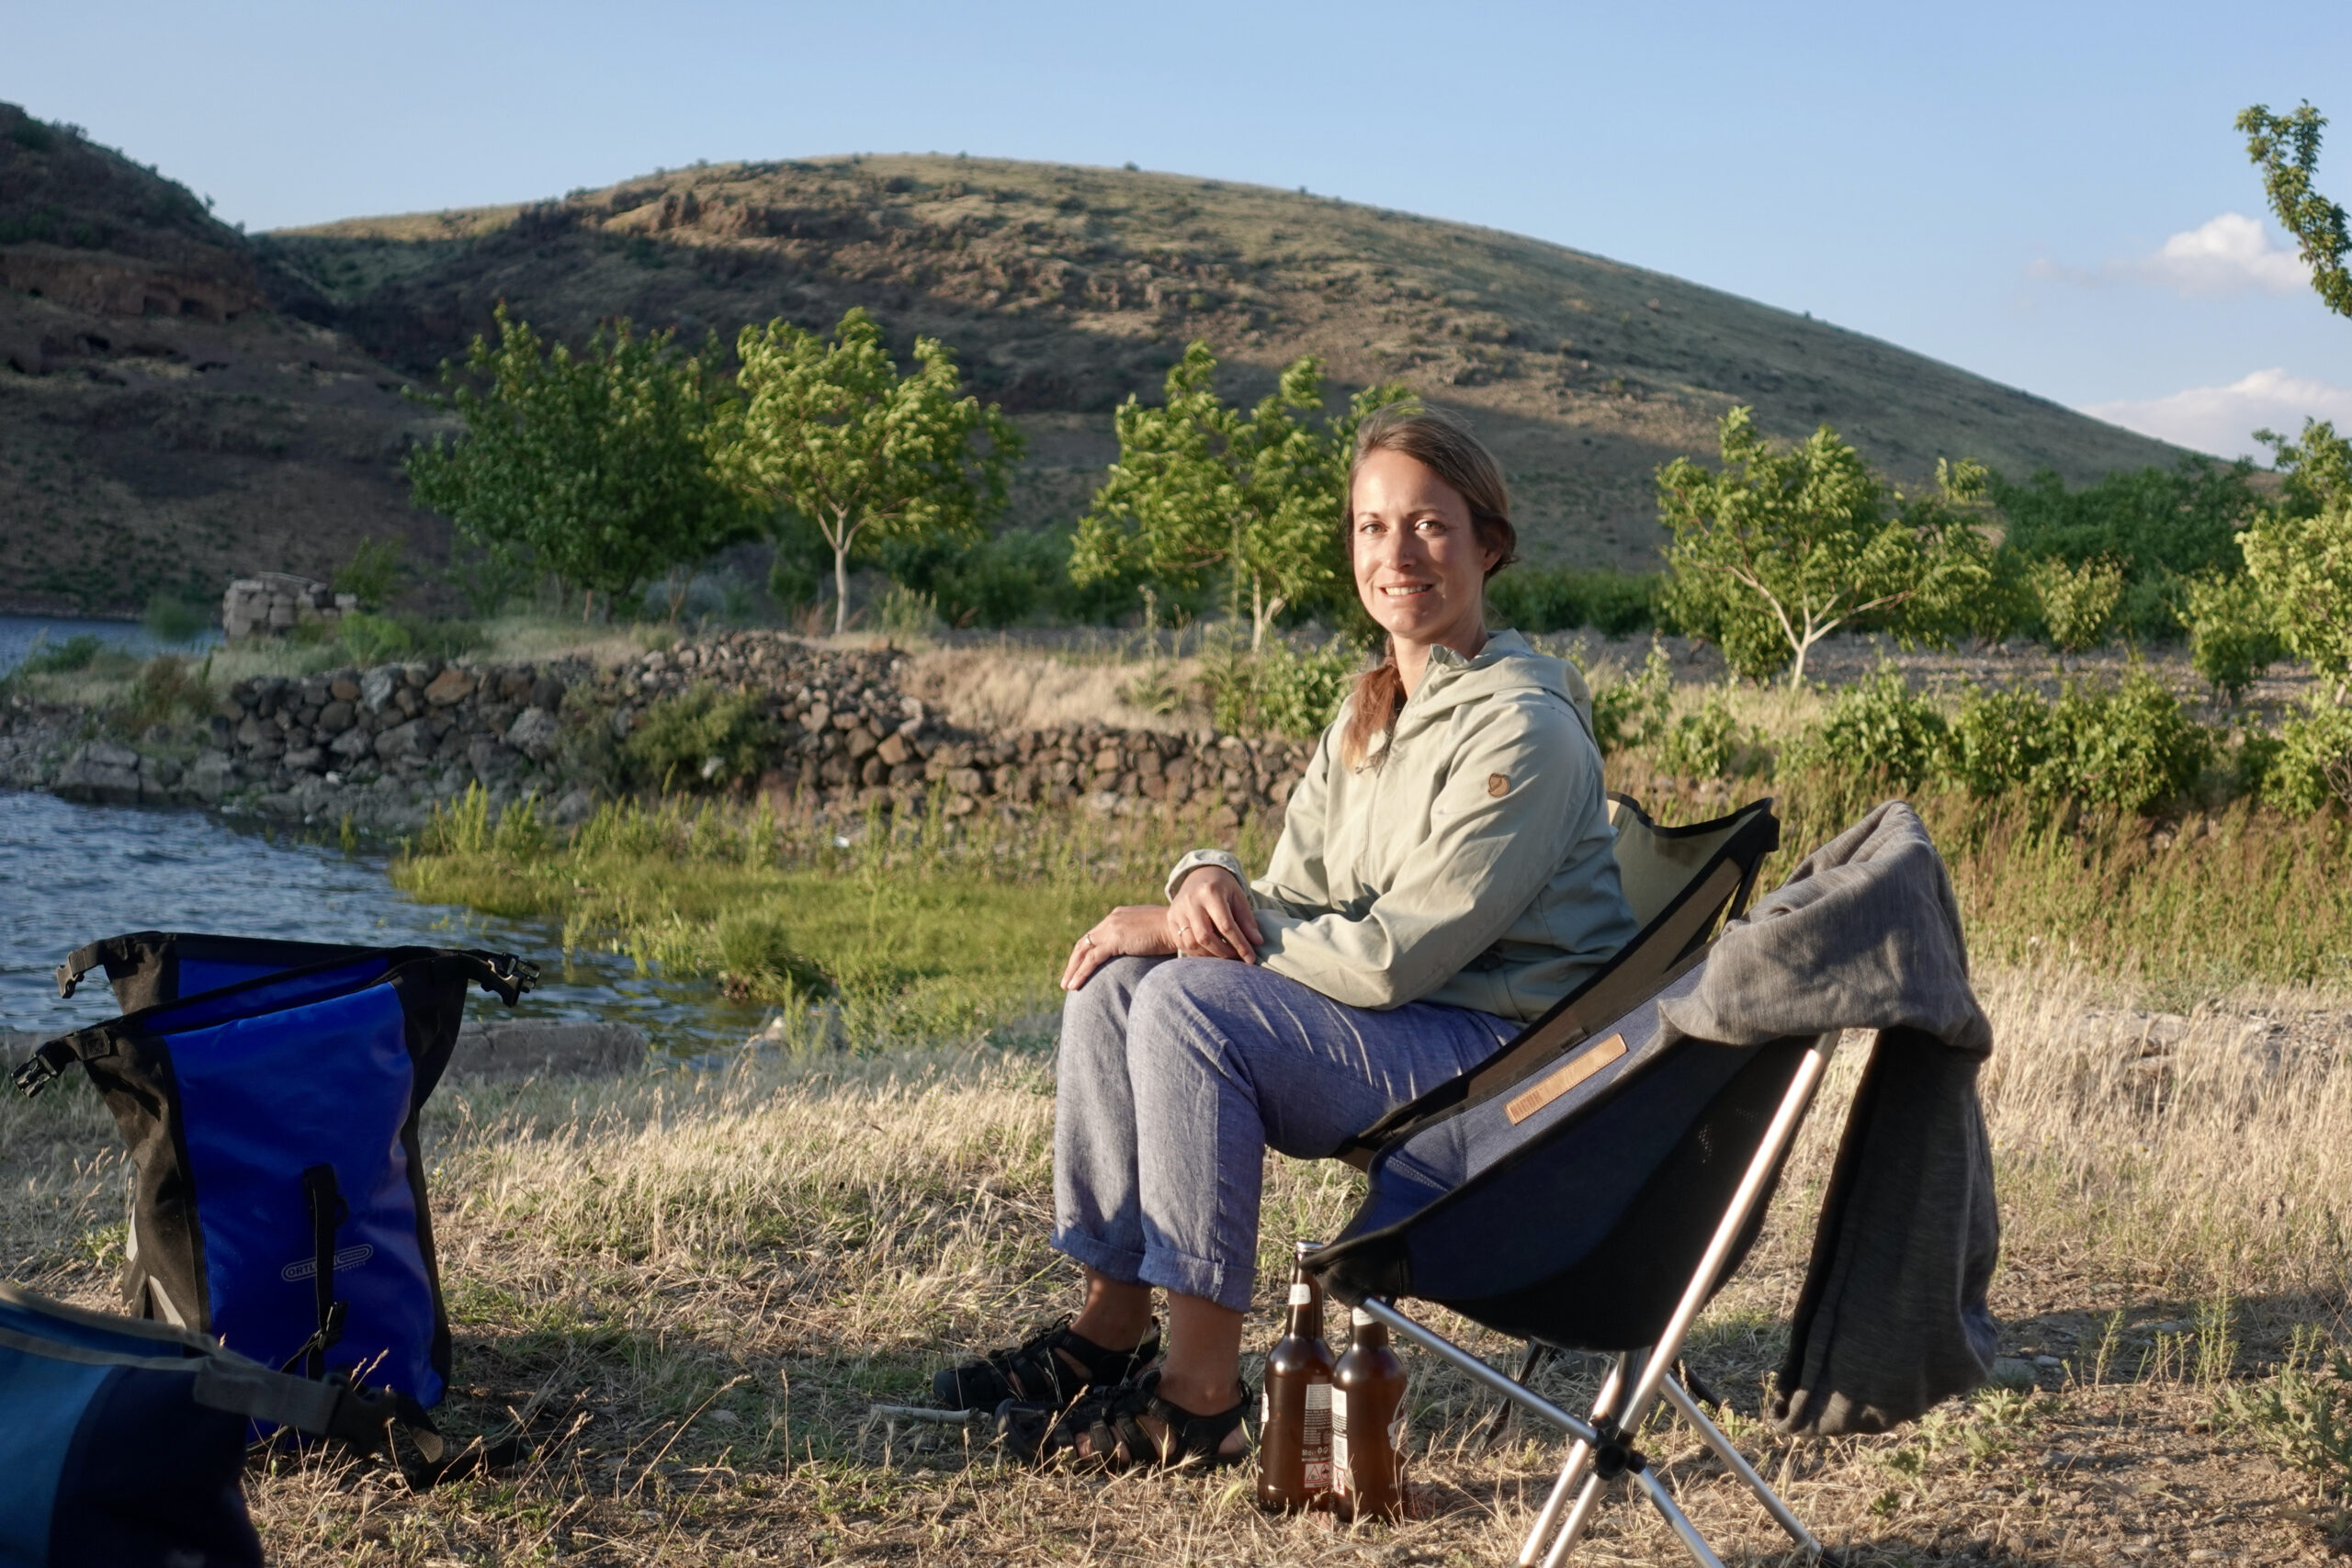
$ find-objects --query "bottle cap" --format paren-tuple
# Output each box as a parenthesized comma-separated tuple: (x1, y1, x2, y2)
(1294, 1239, 1321, 1259)
(1351, 1307, 1376, 1327)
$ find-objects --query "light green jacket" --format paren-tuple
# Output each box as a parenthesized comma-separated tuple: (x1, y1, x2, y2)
(1166, 629, 1637, 1021)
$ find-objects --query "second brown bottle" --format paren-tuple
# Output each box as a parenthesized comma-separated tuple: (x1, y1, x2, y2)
(1331, 1305, 1408, 1521)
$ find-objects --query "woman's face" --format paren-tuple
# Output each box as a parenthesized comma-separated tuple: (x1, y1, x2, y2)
(1350, 446, 1499, 654)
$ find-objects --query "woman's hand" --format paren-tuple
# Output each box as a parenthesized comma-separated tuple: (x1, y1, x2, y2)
(1060, 905, 1176, 992)
(1058, 869, 1265, 991)
(1168, 866, 1262, 964)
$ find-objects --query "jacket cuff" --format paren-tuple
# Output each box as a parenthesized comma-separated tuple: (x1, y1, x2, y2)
(1165, 849, 1248, 901)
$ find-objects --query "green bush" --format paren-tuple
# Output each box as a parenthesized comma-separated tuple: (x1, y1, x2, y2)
(1204, 637, 1361, 739)
(1653, 691, 1764, 780)
(1786, 662, 1949, 791)
(2030, 555, 2125, 653)
(1487, 567, 1658, 636)
(874, 585, 942, 640)
(338, 613, 414, 664)
(1950, 672, 2211, 814)
(1588, 641, 1672, 756)
(15, 632, 107, 675)
(112, 655, 212, 734)
(2177, 572, 2283, 702)
(141, 592, 210, 645)
(2260, 699, 2352, 815)
(334, 536, 403, 610)
(622, 683, 779, 789)
(1993, 457, 2264, 582)
(714, 908, 831, 998)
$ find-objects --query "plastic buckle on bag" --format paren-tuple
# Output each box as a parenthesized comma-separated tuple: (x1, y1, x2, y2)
(12, 1047, 64, 1099)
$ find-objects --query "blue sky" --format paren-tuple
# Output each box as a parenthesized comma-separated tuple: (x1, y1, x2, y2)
(10, 0, 2350, 458)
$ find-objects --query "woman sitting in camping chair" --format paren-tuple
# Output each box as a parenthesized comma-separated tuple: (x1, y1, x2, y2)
(934, 407, 1639, 1468)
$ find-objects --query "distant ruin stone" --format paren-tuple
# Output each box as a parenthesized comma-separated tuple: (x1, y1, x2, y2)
(222, 573, 354, 643)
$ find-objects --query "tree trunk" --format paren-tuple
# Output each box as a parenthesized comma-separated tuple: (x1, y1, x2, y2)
(582, 587, 594, 626)
(1788, 629, 1815, 689)
(1250, 578, 1266, 653)
(832, 539, 853, 637)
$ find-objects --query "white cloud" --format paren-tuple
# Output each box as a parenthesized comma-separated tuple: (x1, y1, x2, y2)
(2082, 368, 2352, 457)
(2030, 212, 2312, 298)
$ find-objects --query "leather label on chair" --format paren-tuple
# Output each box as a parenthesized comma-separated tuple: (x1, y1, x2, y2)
(1505, 1032, 1626, 1123)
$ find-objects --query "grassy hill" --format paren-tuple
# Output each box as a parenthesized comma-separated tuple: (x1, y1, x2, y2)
(273, 153, 2184, 571)
(2, 109, 2185, 615)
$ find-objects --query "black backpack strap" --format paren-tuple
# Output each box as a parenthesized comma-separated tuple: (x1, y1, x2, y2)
(461, 951, 541, 1005)
(55, 941, 110, 999)
(12, 1027, 119, 1097)
(280, 1166, 350, 1380)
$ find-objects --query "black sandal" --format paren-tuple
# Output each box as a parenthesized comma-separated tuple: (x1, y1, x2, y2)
(999, 1369, 1252, 1472)
(931, 1317, 1160, 1411)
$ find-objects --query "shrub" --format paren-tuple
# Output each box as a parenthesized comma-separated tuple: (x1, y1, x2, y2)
(338, 613, 414, 664)
(2177, 572, 2284, 702)
(113, 655, 212, 733)
(15, 632, 106, 675)
(334, 536, 403, 610)
(1588, 640, 1672, 756)
(1653, 690, 1764, 780)
(141, 592, 210, 645)
(874, 585, 942, 640)
(1487, 567, 1658, 636)
(1785, 661, 1949, 791)
(2261, 698, 2352, 815)
(1992, 457, 2265, 582)
(2030, 555, 2125, 653)
(714, 908, 831, 998)
(2241, 497, 2352, 697)
(1204, 636, 1361, 739)
(622, 683, 778, 789)
(1951, 673, 2211, 814)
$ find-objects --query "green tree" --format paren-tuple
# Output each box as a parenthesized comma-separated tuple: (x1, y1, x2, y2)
(1657, 408, 1994, 687)
(1070, 342, 1409, 651)
(2241, 421, 2352, 699)
(406, 307, 749, 620)
(2239, 101, 2352, 320)
(727, 308, 1021, 636)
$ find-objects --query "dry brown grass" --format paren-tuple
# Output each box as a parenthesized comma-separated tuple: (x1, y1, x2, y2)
(900, 646, 1210, 735)
(4, 964, 2348, 1565)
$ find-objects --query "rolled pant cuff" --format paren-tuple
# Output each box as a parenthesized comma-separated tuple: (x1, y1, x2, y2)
(1051, 1227, 1147, 1285)
(1139, 1246, 1252, 1314)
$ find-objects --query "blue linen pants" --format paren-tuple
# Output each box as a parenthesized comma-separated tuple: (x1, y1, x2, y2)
(1051, 955, 1517, 1313)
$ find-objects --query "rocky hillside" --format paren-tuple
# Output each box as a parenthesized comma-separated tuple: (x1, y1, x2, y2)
(273, 153, 2185, 567)
(0, 104, 448, 615)
(2, 100, 2187, 615)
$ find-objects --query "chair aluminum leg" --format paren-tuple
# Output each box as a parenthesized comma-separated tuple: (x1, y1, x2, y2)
(1662, 1375, 1824, 1556)
(1536, 1474, 1608, 1568)
(1632, 1467, 1728, 1568)
(1518, 1353, 1629, 1567)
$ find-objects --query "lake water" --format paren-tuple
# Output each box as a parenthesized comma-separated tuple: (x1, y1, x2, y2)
(0, 612, 220, 672)
(0, 791, 765, 1054)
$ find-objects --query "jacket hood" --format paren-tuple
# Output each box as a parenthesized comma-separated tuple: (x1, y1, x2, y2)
(1395, 629, 1591, 735)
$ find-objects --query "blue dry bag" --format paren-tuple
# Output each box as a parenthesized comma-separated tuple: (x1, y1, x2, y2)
(0, 1281, 407, 1568)
(14, 939, 537, 1413)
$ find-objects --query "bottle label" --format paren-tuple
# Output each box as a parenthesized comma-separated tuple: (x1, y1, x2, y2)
(1261, 1385, 1271, 1427)
(1329, 1386, 1348, 1491)
(1302, 1382, 1331, 1489)
(1288, 1282, 1314, 1306)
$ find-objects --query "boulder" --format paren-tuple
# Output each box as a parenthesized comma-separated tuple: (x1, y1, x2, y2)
(373, 718, 432, 761)
(424, 668, 477, 707)
(446, 1020, 644, 1082)
(359, 668, 398, 713)
(505, 705, 561, 761)
(187, 750, 236, 803)
(54, 742, 142, 805)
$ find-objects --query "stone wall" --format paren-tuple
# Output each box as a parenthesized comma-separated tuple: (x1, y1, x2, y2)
(222, 573, 359, 641)
(42, 629, 1313, 833)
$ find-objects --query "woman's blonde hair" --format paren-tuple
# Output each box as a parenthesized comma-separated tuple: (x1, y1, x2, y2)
(1339, 405, 1520, 768)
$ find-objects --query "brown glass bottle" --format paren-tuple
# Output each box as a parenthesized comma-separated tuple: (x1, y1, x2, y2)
(1258, 1243, 1336, 1510)
(1331, 1306, 1408, 1521)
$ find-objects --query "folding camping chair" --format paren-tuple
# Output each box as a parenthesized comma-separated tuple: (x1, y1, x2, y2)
(1304, 796, 1842, 1568)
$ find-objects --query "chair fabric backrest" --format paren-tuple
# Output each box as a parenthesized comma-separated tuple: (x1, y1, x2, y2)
(1334, 796, 1779, 1168)
(1307, 953, 1820, 1349)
